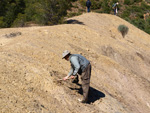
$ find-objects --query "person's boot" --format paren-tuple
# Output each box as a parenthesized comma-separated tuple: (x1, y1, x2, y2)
(78, 98, 87, 103)
(72, 75, 79, 84)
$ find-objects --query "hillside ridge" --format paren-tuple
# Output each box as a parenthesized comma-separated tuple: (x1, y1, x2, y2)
(0, 13, 150, 113)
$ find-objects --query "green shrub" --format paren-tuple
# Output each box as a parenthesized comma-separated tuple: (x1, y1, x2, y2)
(100, 0, 111, 13)
(90, 0, 101, 9)
(129, 17, 150, 34)
(134, 0, 142, 2)
(118, 25, 129, 38)
(79, 0, 86, 7)
(121, 10, 130, 18)
(124, 0, 134, 5)
(0, 17, 6, 28)
(131, 19, 145, 30)
(25, 0, 72, 25)
(145, 0, 150, 3)
(144, 17, 150, 34)
(141, 1, 150, 9)
(111, 0, 118, 3)
(12, 13, 26, 27)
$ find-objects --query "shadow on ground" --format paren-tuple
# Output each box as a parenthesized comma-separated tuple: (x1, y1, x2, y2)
(67, 19, 85, 25)
(69, 83, 105, 104)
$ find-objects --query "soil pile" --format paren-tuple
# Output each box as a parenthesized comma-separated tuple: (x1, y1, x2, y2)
(0, 13, 150, 113)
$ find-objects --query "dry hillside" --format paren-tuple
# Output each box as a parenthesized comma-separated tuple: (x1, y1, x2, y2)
(0, 12, 150, 113)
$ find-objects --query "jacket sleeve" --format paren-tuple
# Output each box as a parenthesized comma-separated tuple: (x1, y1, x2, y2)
(68, 67, 73, 76)
(70, 56, 80, 76)
(112, 3, 116, 8)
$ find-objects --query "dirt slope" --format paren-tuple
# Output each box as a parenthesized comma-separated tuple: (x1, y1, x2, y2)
(0, 12, 150, 113)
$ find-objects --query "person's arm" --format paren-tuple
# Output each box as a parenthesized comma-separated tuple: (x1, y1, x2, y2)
(112, 3, 116, 8)
(70, 56, 80, 76)
(63, 56, 80, 80)
(63, 67, 73, 80)
(68, 67, 73, 77)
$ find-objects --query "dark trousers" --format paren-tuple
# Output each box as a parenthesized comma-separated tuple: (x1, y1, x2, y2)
(81, 63, 91, 102)
(87, 7, 90, 12)
(114, 8, 117, 15)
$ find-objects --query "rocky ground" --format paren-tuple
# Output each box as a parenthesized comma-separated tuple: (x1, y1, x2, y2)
(0, 13, 150, 113)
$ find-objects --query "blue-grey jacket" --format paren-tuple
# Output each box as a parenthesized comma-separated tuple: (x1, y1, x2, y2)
(68, 54, 90, 76)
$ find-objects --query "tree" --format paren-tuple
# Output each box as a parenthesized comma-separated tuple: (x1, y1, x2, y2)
(0, 0, 25, 28)
(24, 0, 72, 25)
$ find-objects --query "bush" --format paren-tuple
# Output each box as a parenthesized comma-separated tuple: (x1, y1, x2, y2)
(143, 17, 150, 34)
(0, 17, 5, 28)
(124, 0, 134, 5)
(100, 0, 111, 13)
(24, 0, 72, 25)
(118, 25, 129, 38)
(79, 0, 86, 7)
(121, 9, 130, 18)
(0, 0, 73, 28)
(111, 0, 118, 3)
(131, 19, 145, 30)
(145, 0, 150, 3)
(12, 13, 26, 27)
(141, 1, 150, 9)
(134, 0, 142, 2)
(90, 0, 101, 10)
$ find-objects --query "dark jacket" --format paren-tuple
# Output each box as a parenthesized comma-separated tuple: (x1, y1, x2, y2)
(86, 0, 91, 7)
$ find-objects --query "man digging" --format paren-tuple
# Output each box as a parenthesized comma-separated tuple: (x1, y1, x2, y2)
(62, 50, 91, 103)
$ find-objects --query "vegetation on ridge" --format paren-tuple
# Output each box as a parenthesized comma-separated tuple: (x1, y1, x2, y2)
(0, 0, 74, 27)
(74, 0, 150, 34)
(0, 0, 150, 34)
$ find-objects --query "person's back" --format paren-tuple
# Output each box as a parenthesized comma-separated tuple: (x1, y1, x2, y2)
(70, 54, 90, 72)
(86, 0, 91, 12)
(86, 0, 91, 7)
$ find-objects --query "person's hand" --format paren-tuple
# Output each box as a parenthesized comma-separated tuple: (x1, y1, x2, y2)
(63, 76, 69, 81)
(70, 76, 75, 79)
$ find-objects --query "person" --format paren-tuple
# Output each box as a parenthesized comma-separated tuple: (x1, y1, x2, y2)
(86, 0, 91, 13)
(62, 50, 91, 103)
(112, 2, 119, 15)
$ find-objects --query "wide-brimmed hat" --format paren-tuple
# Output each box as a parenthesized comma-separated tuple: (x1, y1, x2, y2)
(62, 50, 70, 59)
